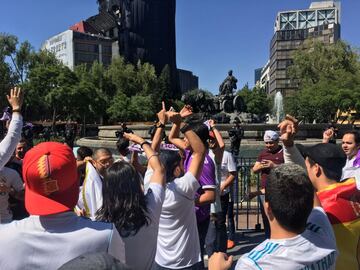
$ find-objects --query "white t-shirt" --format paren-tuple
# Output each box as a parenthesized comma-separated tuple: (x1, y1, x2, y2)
(0, 212, 125, 270)
(122, 182, 165, 270)
(0, 114, 22, 170)
(77, 162, 103, 220)
(145, 170, 202, 269)
(341, 156, 360, 181)
(219, 151, 237, 195)
(235, 207, 337, 270)
(0, 167, 24, 223)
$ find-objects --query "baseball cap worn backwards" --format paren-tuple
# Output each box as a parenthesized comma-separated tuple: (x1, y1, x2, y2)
(304, 143, 346, 175)
(22, 142, 78, 215)
(263, 130, 279, 142)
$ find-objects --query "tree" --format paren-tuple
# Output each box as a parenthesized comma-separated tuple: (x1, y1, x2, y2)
(24, 50, 79, 125)
(286, 40, 360, 123)
(0, 34, 33, 108)
(237, 84, 271, 116)
(0, 34, 33, 84)
(106, 57, 139, 97)
(157, 65, 172, 104)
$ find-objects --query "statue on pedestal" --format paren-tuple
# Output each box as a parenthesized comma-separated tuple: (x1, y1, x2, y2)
(219, 70, 238, 96)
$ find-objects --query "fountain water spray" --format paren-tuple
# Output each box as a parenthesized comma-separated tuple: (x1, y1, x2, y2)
(273, 91, 284, 123)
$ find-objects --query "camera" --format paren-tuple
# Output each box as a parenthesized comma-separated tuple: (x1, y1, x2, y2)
(115, 123, 133, 138)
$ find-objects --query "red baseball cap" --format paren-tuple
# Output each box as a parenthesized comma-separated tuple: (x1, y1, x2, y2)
(23, 142, 79, 215)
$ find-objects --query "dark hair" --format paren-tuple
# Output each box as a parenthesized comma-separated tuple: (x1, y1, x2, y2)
(265, 164, 314, 233)
(19, 138, 29, 145)
(307, 157, 341, 182)
(343, 130, 360, 145)
(116, 137, 129, 153)
(159, 150, 182, 183)
(77, 146, 93, 160)
(93, 148, 112, 160)
(192, 123, 209, 148)
(96, 161, 149, 237)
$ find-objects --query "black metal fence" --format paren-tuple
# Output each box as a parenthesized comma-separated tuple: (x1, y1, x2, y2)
(232, 157, 262, 232)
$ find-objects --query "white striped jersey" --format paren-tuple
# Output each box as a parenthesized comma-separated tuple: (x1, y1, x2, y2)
(235, 207, 337, 270)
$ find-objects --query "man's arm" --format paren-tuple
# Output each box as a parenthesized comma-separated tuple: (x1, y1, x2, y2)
(220, 172, 236, 194)
(130, 151, 146, 176)
(168, 121, 187, 151)
(195, 189, 215, 206)
(0, 87, 24, 169)
(167, 105, 193, 151)
(124, 133, 165, 187)
(277, 116, 306, 169)
(252, 161, 263, 173)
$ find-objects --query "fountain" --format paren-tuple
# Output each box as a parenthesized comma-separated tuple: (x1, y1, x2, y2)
(274, 91, 284, 123)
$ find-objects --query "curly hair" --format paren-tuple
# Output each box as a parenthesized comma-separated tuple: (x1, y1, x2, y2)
(96, 161, 149, 237)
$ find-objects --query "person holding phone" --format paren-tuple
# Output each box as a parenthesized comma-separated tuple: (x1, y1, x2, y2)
(251, 130, 284, 238)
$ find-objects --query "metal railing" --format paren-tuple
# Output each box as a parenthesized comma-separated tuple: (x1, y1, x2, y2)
(233, 157, 262, 232)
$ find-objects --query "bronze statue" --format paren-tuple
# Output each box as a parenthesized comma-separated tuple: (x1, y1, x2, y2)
(219, 70, 238, 96)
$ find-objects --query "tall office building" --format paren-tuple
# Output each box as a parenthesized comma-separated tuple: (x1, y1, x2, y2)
(42, 29, 113, 70)
(177, 69, 198, 94)
(254, 68, 262, 85)
(269, 1, 341, 96)
(95, 0, 180, 98)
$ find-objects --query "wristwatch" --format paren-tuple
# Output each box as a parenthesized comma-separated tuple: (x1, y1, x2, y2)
(155, 121, 165, 128)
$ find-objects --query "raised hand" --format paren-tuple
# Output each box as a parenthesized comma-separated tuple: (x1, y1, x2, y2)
(167, 111, 182, 124)
(278, 115, 298, 147)
(157, 101, 167, 125)
(179, 105, 193, 118)
(322, 129, 334, 143)
(7, 87, 24, 112)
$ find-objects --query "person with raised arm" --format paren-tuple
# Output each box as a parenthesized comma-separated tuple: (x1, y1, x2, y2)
(0, 87, 24, 169)
(147, 106, 206, 270)
(96, 127, 165, 270)
(168, 106, 216, 267)
(279, 116, 360, 270)
(209, 163, 337, 270)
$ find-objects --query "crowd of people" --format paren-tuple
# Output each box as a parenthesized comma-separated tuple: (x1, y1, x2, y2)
(0, 88, 359, 270)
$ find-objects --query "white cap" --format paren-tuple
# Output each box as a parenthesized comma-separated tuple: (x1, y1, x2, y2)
(264, 130, 279, 142)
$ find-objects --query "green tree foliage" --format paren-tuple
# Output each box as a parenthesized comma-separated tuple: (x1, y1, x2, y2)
(0, 33, 33, 108)
(237, 84, 271, 116)
(0, 34, 183, 123)
(286, 40, 360, 123)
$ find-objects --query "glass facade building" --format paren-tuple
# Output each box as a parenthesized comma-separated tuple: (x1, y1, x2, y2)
(269, 1, 341, 96)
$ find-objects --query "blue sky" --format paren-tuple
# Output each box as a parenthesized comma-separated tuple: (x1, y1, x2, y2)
(1, 0, 359, 94)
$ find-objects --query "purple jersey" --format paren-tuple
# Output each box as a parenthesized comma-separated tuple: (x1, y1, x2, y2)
(184, 150, 216, 222)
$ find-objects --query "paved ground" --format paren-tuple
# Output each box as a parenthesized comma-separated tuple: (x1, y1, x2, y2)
(204, 211, 266, 269)
(204, 230, 265, 269)
(226, 231, 265, 269)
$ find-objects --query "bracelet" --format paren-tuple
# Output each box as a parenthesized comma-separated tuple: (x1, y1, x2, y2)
(12, 109, 21, 113)
(147, 153, 159, 162)
(180, 124, 191, 133)
(140, 141, 151, 148)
